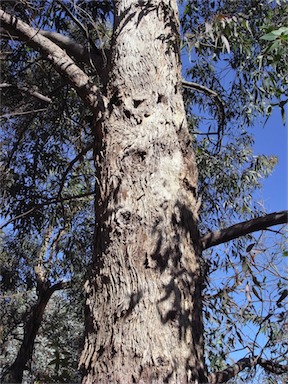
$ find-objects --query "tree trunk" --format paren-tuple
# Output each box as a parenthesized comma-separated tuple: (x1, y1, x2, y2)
(80, 1, 206, 382)
(3, 285, 53, 383)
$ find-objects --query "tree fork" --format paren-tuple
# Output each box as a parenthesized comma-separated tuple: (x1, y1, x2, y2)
(80, 1, 206, 382)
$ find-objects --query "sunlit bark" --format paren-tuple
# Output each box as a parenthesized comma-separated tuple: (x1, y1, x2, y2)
(79, 1, 206, 382)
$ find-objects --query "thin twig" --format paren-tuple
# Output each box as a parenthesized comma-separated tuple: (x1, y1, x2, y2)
(0, 83, 52, 103)
(1, 108, 48, 118)
(182, 79, 225, 151)
(57, 142, 93, 199)
(0, 191, 95, 229)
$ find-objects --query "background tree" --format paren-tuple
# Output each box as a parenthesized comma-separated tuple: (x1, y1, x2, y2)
(0, 0, 287, 383)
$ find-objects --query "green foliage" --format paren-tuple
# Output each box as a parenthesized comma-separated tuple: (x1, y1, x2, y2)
(181, 0, 288, 129)
(203, 230, 287, 380)
(180, 1, 287, 381)
(31, 294, 84, 383)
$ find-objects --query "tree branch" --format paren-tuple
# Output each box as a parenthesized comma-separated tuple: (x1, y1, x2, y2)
(209, 357, 257, 383)
(2, 278, 69, 383)
(1, 107, 48, 119)
(0, 83, 52, 103)
(57, 142, 93, 198)
(0, 191, 95, 230)
(258, 357, 288, 375)
(54, 0, 107, 70)
(0, 9, 105, 111)
(0, 25, 107, 79)
(182, 79, 225, 150)
(201, 210, 288, 250)
(40, 30, 107, 76)
(208, 356, 288, 383)
(182, 80, 219, 98)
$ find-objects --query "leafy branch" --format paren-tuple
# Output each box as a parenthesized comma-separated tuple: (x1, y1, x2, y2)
(0, 191, 95, 229)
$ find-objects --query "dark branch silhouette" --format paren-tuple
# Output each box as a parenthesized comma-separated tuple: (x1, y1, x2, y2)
(0, 191, 95, 229)
(57, 142, 93, 199)
(209, 356, 288, 383)
(182, 79, 225, 150)
(201, 210, 288, 250)
(2, 280, 69, 383)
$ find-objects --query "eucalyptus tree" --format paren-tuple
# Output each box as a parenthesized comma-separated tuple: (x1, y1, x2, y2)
(0, 0, 287, 383)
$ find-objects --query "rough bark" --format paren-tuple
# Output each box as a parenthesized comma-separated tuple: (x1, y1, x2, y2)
(79, 1, 206, 383)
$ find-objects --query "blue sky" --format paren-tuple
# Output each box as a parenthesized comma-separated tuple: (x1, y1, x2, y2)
(252, 107, 288, 213)
(178, 1, 287, 216)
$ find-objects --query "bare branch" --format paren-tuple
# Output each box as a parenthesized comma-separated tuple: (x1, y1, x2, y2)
(182, 79, 225, 150)
(182, 80, 219, 97)
(0, 9, 105, 111)
(209, 357, 257, 383)
(40, 30, 107, 76)
(258, 357, 288, 375)
(0, 83, 52, 103)
(209, 356, 288, 383)
(57, 142, 93, 198)
(1, 108, 48, 118)
(201, 211, 288, 250)
(0, 25, 107, 78)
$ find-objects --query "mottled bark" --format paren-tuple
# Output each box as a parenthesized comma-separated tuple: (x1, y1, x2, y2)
(80, 1, 206, 383)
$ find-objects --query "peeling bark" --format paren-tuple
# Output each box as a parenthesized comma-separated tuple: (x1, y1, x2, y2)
(80, 1, 206, 383)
